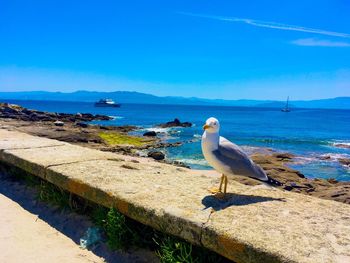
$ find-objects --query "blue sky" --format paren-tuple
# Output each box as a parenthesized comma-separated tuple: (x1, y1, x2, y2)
(0, 0, 350, 100)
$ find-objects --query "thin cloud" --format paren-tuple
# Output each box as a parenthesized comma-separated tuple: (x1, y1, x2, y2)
(292, 38, 350, 47)
(179, 12, 350, 39)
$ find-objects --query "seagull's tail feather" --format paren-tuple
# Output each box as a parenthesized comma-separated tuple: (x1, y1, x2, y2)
(252, 175, 283, 186)
(265, 176, 283, 186)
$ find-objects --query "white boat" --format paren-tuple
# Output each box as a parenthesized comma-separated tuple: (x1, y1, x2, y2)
(281, 96, 291, 112)
(94, 99, 121, 107)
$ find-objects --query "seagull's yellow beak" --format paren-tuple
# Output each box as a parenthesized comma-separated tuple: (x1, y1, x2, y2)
(203, 124, 211, 130)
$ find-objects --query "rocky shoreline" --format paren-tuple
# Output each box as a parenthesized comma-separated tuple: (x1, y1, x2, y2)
(0, 103, 349, 204)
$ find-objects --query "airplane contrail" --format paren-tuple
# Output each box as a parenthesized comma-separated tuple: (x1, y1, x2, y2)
(178, 12, 350, 38)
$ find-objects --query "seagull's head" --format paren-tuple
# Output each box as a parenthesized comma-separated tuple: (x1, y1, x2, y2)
(203, 117, 220, 133)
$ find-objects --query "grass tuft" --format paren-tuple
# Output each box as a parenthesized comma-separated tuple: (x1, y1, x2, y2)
(38, 180, 70, 209)
(105, 207, 129, 250)
(155, 235, 194, 263)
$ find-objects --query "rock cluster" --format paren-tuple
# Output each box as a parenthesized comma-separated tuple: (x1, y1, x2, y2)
(147, 151, 165, 160)
(0, 103, 111, 123)
(157, 118, 192, 128)
(333, 143, 350, 149)
(339, 158, 350, 166)
(244, 153, 350, 204)
(143, 131, 157, 137)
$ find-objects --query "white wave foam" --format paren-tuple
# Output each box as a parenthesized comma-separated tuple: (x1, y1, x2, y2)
(327, 140, 350, 149)
(294, 153, 350, 165)
(108, 116, 124, 120)
(293, 156, 318, 165)
(193, 134, 202, 138)
(332, 142, 350, 147)
(143, 127, 170, 133)
(320, 153, 350, 160)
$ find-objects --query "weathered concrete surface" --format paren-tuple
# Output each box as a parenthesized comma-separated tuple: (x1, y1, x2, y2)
(1, 129, 350, 263)
(0, 129, 66, 150)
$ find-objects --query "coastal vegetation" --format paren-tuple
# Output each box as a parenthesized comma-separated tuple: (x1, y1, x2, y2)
(99, 131, 151, 147)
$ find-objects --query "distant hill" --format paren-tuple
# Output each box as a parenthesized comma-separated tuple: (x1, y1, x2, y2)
(0, 91, 349, 109)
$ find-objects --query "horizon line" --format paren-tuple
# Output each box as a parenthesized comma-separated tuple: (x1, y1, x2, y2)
(0, 90, 348, 102)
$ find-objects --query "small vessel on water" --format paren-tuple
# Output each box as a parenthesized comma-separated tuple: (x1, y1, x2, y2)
(281, 96, 291, 112)
(94, 99, 121, 107)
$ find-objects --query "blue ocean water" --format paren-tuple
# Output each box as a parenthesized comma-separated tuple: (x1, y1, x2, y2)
(4, 100, 350, 181)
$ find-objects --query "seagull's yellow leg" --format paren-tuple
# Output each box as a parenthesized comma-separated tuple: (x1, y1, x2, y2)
(223, 175, 228, 196)
(214, 175, 228, 199)
(208, 174, 224, 194)
(219, 174, 224, 192)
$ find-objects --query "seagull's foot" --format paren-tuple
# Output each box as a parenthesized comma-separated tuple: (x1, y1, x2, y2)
(213, 192, 226, 200)
(208, 186, 221, 194)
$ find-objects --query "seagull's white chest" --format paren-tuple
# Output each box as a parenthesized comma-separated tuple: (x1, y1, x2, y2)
(201, 132, 226, 174)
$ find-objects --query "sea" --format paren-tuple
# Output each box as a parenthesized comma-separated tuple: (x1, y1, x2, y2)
(4, 100, 350, 181)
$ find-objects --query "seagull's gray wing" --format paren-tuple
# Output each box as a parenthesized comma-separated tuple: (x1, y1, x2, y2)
(212, 137, 268, 181)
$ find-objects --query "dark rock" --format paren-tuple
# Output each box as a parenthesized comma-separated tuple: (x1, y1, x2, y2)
(81, 113, 94, 119)
(77, 138, 89, 143)
(339, 158, 350, 166)
(331, 192, 346, 198)
(2, 106, 19, 114)
(272, 153, 295, 160)
(148, 151, 165, 160)
(157, 118, 192, 128)
(319, 155, 331, 160)
(172, 160, 190, 168)
(19, 115, 31, 121)
(333, 143, 350, 149)
(28, 113, 40, 121)
(95, 114, 112, 121)
(21, 109, 33, 115)
(76, 122, 89, 128)
(304, 183, 314, 188)
(284, 185, 293, 191)
(295, 171, 306, 178)
(114, 125, 137, 133)
(150, 142, 183, 149)
(327, 178, 339, 184)
(89, 139, 103, 144)
(143, 131, 157, 137)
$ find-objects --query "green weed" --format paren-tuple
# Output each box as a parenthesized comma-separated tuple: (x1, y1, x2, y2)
(155, 235, 195, 263)
(38, 180, 70, 209)
(105, 207, 129, 250)
(99, 132, 150, 146)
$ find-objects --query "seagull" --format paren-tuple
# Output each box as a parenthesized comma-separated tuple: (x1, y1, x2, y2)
(201, 117, 282, 197)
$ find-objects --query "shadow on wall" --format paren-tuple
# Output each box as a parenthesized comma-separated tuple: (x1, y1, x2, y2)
(0, 166, 156, 263)
(202, 193, 286, 211)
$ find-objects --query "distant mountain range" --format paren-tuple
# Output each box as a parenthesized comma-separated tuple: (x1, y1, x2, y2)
(0, 91, 349, 109)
